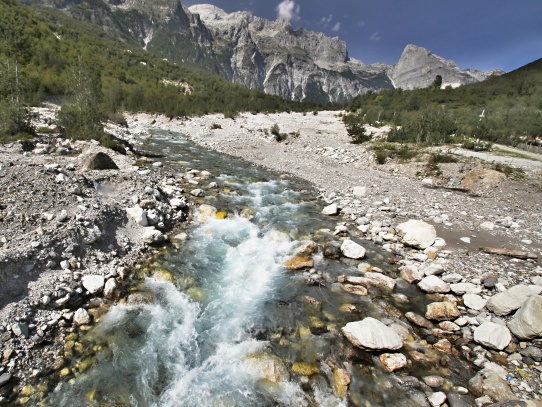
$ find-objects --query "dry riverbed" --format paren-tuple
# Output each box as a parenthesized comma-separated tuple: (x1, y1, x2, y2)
(0, 109, 541, 406)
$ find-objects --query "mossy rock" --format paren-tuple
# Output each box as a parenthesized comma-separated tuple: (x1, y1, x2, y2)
(292, 362, 320, 376)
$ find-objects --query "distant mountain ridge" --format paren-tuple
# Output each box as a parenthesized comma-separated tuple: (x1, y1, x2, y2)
(21, 0, 505, 103)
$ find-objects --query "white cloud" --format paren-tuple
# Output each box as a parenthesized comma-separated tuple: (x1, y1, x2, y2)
(321, 14, 333, 26)
(276, 0, 300, 22)
(370, 32, 381, 41)
(332, 21, 341, 32)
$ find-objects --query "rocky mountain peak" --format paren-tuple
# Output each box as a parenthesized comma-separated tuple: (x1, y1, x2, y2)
(389, 44, 503, 90)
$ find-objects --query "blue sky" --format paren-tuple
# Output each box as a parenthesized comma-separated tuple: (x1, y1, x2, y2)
(182, 0, 542, 73)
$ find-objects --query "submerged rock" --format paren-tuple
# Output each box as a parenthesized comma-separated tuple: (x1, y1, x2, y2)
(245, 354, 290, 383)
(285, 256, 314, 270)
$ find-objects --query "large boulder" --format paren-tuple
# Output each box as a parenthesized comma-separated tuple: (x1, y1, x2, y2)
(126, 206, 148, 226)
(487, 285, 542, 316)
(396, 220, 436, 249)
(473, 322, 512, 350)
(468, 367, 517, 403)
(341, 317, 403, 351)
(508, 296, 542, 340)
(82, 152, 119, 170)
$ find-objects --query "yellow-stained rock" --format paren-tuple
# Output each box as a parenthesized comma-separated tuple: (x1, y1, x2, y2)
(65, 333, 78, 341)
(19, 386, 35, 397)
(333, 368, 351, 398)
(59, 368, 71, 378)
(216, 211, 227, 219)
(187, 287, 206, 302)
(245, 354, 290, 383)
(87, 389, 98, 402)
(292, 362, 320, 376)
(78, 358, 96, 373)
(152, 269, 174, 282)
(285, 257, 314, 270)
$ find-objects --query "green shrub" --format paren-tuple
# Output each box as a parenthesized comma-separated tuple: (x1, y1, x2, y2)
(375, 150, 389, 164)
(428, 153, 458, 165)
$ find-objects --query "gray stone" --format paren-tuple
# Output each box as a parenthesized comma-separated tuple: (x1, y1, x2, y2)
(468, 367, 517, 402)
(340, 239, 366, 259)
(418, 275, 450, 294)
(82, 152, 118, 170)
(82, 275, 105, 294)
(73, 308, 91, 326)
(473, 322, 512, 350)
(103, 278, 117, 300)
(11, 323, 29, 339)
(487, 285, 542, 316)
(446, 392, 475, 407)
(0, 373, 11, 387)
(426, 302, 461, 321)
(422, 264, 445, 276)
(190, 188, 205, 197)
(508, 296, 542, 340)
(423, 376, 444, 388)
(142, 227, 166, 245)
(396, 219, 437, 249)
(322, 203, 339, 215)
(400, 266, 424, 283)
(450, 283, 482, 295)
(352, 186, 367, 198)
(427, 392, 447, 407)
(405, 312, 434, 329)
(126, 206, 148, 226)
(463, 294, 487, 311)
(341, 317, 403, 351)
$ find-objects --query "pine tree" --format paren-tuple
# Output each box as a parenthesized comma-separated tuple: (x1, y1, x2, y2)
(57, 55, 104, 140)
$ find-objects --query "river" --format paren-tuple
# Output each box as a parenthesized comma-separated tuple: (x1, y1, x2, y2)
(43, 129, 471, 407)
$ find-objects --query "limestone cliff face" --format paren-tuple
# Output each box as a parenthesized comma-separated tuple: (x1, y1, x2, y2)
(389, 44, 504, 89)
(188, 4, 391, 103)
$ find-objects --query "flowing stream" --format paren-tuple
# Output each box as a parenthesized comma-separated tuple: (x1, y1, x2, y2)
(44, 130, 471, 406)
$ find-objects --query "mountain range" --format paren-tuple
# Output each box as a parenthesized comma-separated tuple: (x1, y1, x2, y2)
(21, 0, 505, 103)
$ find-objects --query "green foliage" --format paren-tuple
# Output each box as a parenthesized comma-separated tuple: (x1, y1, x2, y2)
(492, 162, 524, 178)
(342, 113, 371, 144)
(428, 153, 458, 165)
(431, 75, 443, 89)
(270, 123, 280, 137)
(0, 0, 319, 137)
(346, 59, 542, 145)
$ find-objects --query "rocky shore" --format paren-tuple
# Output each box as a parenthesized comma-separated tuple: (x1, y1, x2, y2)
(1, 109, 542, 406)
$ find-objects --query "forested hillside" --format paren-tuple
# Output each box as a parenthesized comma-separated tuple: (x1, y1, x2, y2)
(0, 0, 316, 140)
(345, 60, 542, 146)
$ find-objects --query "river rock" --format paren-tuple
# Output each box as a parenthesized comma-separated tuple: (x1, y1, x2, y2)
(396, 220, 437, 249)
(295, 241, 318, 256)
(170, 198, 187, 209)
(285, 257, 314, 270)
(126, 206, 148, 226)
(142, 227, 166, 244)
(332, 368, 351, 399)
(423, 376, 444, 388)
(427, 392, 447, 407)
(340, 239, 366, 259)
(339, 274, 395, 292)
(400, 266, 424, 283)
(341, 284, 368, 296)
(450, 283, 482, 295)
(405, 312, 434, 329)
(379, 353, 407, 372)
(352, 186, 367, 198)
(82, 152, 119, 170)
(11, 323, 29, 339)
(487, 285, 542, 316)
(190, 189, 205, 197)
(82, 275, 105, 294)
(418, 275, 450, 293)
(73, 308, 91, 326)
(103, 278, 117, 300)
(473, 322, 511, 350)
(341, 317, 403, 351)
(508, 296, 542, 340)
(468, 367, 517, 403)
(197, 204, 217, 222)
(425, 302, 461, 321)
(322, 203, 339, 215)
(463, 294, 487, 311)
(245, 354, 290, 383)
(0, 373, 11, 387)
(422, 264, 445, 276)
